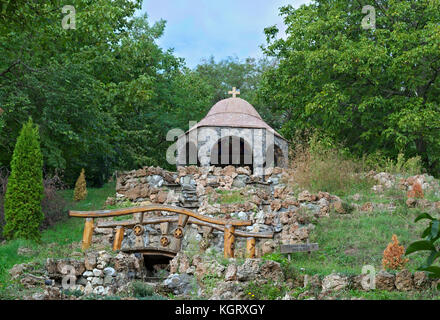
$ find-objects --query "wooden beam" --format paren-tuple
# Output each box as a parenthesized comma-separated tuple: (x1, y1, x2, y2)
(112, 226, 124, 251)
(160, 222, 169, 235)
(178, 214, 189, 228)
(81, 218, 94, 251)
(69, 204, 251, 227)
(96, 216, 274, 239)
(224, 224, 235, 258)
(246, 237, 256, 258)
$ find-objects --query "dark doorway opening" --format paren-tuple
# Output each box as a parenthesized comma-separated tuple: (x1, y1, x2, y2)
(210, 136, 253, 171)
(143, 254, 172, 276)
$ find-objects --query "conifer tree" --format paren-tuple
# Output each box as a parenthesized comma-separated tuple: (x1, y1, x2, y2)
(3, 119, 44, 241)
(73, 168, 87, 201)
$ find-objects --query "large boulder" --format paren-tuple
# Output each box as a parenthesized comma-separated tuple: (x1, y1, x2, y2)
(163, 273, 198, 296)
(236, 259, 260, 281)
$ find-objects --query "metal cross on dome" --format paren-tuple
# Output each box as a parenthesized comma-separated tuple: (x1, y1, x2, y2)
(228, 87, 240, 98)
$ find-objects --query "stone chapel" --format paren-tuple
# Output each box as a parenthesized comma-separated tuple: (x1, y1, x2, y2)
(176, 87, 289, 175)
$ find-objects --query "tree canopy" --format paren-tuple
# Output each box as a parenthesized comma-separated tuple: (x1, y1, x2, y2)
(261, 0, 440, 176)
(1, 0, 439, 186)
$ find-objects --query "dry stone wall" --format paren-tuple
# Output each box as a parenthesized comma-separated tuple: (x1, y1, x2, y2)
(107, 165, 344, 256)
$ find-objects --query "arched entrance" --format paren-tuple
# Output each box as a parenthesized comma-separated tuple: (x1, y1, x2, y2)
(210, 136, 253, 170)
(265, 144, 286, 168)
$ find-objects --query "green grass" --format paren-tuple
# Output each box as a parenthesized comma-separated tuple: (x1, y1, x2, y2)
(211, 189, 251, 204)
(280, 209, 428, 276)
(0, 182, 115, 299)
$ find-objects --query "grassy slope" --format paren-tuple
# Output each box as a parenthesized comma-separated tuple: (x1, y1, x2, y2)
(0, 182, 115, 298)
(0, 176, 438, 300)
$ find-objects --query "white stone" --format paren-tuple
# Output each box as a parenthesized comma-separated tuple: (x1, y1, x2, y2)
(103, 267, 116, 277)
(83, 271, 93, 277)
(92, 268, 103, 277)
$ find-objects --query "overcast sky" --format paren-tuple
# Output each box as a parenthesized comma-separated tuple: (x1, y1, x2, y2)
(140, 0, 312, 68)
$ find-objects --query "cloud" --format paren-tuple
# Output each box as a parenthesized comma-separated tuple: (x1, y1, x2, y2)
(140, 0, 312, 68)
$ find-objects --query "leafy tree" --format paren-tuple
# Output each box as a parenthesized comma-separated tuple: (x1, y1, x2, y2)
(0, 1, 217, 184)
(261, 0, 440, 176)
(3, 119, 44, 241)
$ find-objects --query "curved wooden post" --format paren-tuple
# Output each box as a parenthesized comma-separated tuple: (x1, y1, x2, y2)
(246, 237, 256, 258)
(224, 224, 235, 258)
(112, 226, 124, 251)
(82, 218, 94, 250)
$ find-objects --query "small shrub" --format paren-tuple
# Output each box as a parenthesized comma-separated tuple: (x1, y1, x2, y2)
(382, 234, 409, 270)
(3, 119, 44, 241)
(41, 171, 67, 229)
(73, 168, 88, 201)
(407, 182, 424, 199)
(131, 281, 155, 298)
(364, 152, 422, 176)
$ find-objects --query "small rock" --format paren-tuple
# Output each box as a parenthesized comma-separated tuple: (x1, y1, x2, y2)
(9, 263, 26, 279)
(395, 269, 414, 291)
(322, 273, 349, 292)
(413, 271, 428, 290)
(103, 267, 116, 277)
(375, 270, 395, 291)
(17, 247, 35, 256)
(225, 264, 237, 281)
(92, 268, 103, 277)
(84, 282, 93, 295)
(259, 260, 284, 282)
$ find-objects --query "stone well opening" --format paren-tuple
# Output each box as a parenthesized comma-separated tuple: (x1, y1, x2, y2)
(142, 254, 172, 276)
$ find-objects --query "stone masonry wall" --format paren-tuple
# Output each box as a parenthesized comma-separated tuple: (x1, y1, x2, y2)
(104, 165, 345, 256)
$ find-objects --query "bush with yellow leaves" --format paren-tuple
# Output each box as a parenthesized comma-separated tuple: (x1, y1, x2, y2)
(73, 168, 87, 201)
(382, 234, 409, 270)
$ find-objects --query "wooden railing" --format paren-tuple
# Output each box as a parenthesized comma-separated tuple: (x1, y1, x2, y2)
(69, 204, 273, 258)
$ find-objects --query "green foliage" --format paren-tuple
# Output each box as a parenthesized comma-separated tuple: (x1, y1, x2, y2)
(0, 1, 215, 186)
(131, 281, 155, 297)
(262, 252, 300, 280)
(261, 0, 440, 177)
(406, 213, 440, 280)
(245, 280, 287, 300)
(3, 119, 44, 241)
(364, 151, 423, 176)
(0, 181, 116, 298)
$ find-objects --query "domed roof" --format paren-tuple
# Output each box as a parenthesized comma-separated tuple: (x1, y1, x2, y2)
(206, 98, 262, 119)
(186, 98, 285, 139)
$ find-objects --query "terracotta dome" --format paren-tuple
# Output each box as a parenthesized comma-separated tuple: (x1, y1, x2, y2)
(187, 98, 285, 139)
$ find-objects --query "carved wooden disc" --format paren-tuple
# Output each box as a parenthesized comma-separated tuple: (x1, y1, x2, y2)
(160, 236, 170, 247)
(173, 227, 184, 239)
(133, 224, 144, 236)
